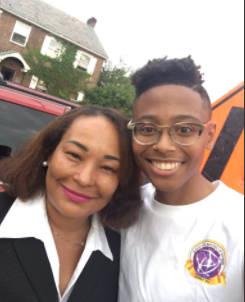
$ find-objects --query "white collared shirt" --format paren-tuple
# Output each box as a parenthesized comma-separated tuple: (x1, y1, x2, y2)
(0, 195, 113, 302)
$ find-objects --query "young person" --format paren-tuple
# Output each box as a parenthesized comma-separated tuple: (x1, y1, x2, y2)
(119, 57, 244, 302)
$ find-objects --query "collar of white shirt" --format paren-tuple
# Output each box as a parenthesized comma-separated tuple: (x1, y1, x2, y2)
(0, 195, 113, 302)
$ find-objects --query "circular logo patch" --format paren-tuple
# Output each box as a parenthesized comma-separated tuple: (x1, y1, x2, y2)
(193, 247, 222, 278)
(185, 240, 227, 286)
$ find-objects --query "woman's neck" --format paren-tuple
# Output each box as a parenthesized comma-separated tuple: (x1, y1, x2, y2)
(46, 199, 91, 240)
(155, 173, 217, 206)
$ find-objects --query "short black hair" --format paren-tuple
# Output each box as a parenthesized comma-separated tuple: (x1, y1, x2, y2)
(131, 56, 212, 117)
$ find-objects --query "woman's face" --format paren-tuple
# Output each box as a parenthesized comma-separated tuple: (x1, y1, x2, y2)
(45, 116, 121, 220)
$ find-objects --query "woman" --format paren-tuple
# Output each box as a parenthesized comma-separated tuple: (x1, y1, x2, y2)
(0, 105, 142, 302)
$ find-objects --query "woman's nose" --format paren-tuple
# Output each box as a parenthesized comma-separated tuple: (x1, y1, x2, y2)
(73, 164, 96, 187)
(153, 130, 176, 153)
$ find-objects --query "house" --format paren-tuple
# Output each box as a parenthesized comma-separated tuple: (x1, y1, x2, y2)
(0, 0, 108, 101)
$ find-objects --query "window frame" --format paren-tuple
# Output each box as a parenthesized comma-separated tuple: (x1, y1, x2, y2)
(77, 92, 84, 102)
(74, 50, 97, 75)
(10, 21, 32, 47)
(41, 36, 63, 58)
(78, 52, 92, 70)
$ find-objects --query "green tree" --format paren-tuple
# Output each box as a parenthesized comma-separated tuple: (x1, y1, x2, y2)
(23, 42, 90, 100)
(83, 59, 135, 117)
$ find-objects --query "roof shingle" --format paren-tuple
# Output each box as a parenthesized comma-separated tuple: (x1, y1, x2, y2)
(0, 0, 108, 59)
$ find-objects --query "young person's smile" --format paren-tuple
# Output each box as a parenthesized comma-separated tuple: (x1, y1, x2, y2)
(133, 85, 216, 194)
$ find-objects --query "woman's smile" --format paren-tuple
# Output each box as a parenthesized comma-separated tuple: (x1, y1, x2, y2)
(46, 116, 122, 220)
(61, 185, 96, 204)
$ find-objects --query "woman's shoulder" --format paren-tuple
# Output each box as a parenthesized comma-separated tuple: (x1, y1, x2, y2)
(0, 191, 16, 225)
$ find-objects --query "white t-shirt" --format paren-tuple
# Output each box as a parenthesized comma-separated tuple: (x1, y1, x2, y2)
(119, 181, 244, 302)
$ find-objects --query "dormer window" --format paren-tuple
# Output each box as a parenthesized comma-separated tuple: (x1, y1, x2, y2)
(10, 21, 31, 47)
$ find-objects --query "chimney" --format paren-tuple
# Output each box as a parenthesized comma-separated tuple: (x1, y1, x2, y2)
(87, 17, 97, 28)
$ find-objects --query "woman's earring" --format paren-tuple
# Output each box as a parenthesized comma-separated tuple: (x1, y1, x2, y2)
(42, 161, 48, 167)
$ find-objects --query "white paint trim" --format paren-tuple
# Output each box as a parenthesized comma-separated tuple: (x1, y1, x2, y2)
(41, 35, 63, 58)
(10, 20, 32, 47)
(77, 92, 84, 101)
(0, 6, 108, 60)
(74, 50, 94, 70)
(41, 35, 52, 55)
(29, 75, 38, 89)
(0, 52, 30, 71)
(87, 57, 97, 75)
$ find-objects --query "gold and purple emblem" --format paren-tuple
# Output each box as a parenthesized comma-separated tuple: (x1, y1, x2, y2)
(185, 240, 227, 286)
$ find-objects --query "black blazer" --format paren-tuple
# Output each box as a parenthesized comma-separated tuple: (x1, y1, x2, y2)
(0, 192, 120, 302)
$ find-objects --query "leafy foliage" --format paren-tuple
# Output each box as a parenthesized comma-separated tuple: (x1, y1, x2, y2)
(23, 42, 90, 100)
(83, 60, 135, 117)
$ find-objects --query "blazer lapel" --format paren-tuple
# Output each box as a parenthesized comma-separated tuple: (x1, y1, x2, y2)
(14, 238, 59, 302)
(68, 251, 107, 302)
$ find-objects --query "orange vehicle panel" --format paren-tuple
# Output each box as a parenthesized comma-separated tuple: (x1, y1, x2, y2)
(201, 82, 244, 194)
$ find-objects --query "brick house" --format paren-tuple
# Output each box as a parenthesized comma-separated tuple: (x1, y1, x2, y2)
(0, 0, 108, 100)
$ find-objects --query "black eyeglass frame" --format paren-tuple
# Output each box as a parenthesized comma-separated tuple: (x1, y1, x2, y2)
(127, 120, 213, 146)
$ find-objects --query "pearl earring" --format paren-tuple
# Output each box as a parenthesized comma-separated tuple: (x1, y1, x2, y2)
(42, 161, 48, 167)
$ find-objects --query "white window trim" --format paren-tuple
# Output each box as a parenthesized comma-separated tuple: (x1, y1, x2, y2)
(74, 50, 92, 69)
(87, 57, 97, 75)
(29, 75, 38, 89)
(41, 36, 63, 58)
(74, 50, 97, 75)
(10, 21, 32, 47)
(77, 92, 84, 102)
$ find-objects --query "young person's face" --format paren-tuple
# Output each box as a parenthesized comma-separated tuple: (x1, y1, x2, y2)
(45, 116, 121, 220)
(132, 85, 216, 192)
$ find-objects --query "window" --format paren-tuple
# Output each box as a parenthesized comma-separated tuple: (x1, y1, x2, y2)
(29, 75, 38, 89)
(47, 39, 63, 58)
(77, 92, 84, 102)
(0, 99, 56, 154)
(41, 36, 63, 58)
(78, 53, 91, 70)
(10, 21, 31, 46)
(29, 77, 46, 91)
(74, 50, 97, 75)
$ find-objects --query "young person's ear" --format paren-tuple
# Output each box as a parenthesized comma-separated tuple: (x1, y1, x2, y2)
(206, 122, 217, 150)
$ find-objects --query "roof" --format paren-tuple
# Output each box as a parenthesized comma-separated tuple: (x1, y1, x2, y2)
(0, 0, 108, 59)
(0, 50, 16, 56)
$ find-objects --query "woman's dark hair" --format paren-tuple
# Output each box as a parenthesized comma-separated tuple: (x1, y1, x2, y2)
(0, 105, 143, 229)
(131, 56, 212, 118)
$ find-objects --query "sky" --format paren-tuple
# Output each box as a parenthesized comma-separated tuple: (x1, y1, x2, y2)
(43, 0, 244, 103)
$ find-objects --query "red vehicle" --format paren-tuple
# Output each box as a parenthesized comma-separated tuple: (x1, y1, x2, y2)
(0, 79, 80, 191)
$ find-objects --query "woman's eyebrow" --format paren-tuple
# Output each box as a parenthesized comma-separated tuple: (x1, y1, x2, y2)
(66, 141, 89, 152)
(104, 155, 120, 162)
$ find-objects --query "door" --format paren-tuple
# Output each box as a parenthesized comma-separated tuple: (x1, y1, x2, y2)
(1, 66, 16, 82)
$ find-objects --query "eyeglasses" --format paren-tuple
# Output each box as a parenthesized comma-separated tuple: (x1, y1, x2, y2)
(127, 121, 212, 146)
